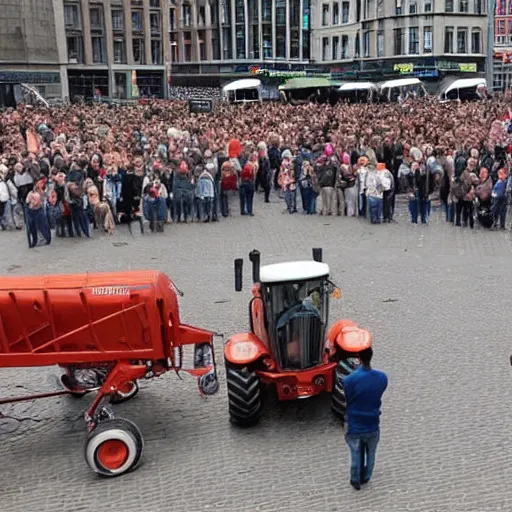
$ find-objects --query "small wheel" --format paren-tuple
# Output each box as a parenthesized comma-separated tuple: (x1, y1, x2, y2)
(226, 365, 262, 426)
(84, 417, 143, 477)
(110, 380, 139, 404)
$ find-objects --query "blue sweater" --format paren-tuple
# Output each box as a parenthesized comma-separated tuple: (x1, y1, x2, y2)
(343, 366, 388, 435)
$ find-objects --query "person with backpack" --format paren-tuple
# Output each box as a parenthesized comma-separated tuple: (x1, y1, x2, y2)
(239, 162, 256, 216)
(316, 153, 337, 216)
(172, 160, 194, 222)
(220, 161, 237, 217)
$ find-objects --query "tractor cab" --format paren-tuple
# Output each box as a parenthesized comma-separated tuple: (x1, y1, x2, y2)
(258, 261, 330, 370)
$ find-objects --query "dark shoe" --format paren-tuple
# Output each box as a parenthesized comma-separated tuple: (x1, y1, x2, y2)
(350, 481, 361, 491)
(362, 478, 370, 485)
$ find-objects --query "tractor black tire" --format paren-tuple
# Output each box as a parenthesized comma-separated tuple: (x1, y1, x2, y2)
(226, 366, 262, 426)
(331, 359, 358, 420)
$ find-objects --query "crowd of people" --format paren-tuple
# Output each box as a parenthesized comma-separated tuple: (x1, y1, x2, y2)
(1, 93, 512, 247)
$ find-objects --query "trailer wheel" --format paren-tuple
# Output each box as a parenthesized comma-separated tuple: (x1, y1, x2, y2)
(331, 359, 358, 420)
(226, 366, 262, 426)
(85, 418, 143, 477)
(110, 381, 139, 404)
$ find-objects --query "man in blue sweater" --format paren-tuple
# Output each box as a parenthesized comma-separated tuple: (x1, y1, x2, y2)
(343, 346, 388, 490)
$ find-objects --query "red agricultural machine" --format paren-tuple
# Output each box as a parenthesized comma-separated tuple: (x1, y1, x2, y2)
(224, 248, 372, 425)
(0, 271, 218, 476)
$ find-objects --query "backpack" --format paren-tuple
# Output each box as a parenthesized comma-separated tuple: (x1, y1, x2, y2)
(454, 151, 468, 178)
(318, 165, 335, 188)
(480, 152, 494, 174)
(221, 168, 237, 191)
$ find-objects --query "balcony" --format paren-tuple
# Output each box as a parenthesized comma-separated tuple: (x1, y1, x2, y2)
(495, 35, 512, 47)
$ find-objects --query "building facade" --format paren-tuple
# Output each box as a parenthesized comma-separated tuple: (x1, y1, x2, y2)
(494, 0, 512, 89)
(312, 0, 488, 82)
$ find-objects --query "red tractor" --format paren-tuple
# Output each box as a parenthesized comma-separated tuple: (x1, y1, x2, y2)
(0, 271, 218, 476)
(224, 249, 372, 425)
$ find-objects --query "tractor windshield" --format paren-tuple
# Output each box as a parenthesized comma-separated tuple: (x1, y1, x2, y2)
(262, 278, 329, 370)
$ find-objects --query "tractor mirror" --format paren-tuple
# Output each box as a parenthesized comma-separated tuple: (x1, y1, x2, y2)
(248, 249, 261, 283)
(234, 258, 243, 292)
(312, 248, 323, 262)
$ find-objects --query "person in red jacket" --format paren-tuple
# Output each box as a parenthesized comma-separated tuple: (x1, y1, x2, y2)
(239, 162, 255, 216)
(220, 161, 237, 217)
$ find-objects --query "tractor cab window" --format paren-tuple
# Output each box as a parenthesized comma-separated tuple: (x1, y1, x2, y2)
(262, 278, 328, 370)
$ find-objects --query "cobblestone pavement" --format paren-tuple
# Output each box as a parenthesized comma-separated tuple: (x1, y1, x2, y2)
(2, 193, 512, 512)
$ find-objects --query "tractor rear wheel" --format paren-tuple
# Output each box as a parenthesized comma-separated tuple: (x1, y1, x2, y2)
(84, 417, 144, 477)
(331, 360, 358, 420)
(226, 366, 262, 426)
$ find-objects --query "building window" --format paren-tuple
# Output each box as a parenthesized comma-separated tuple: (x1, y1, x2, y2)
(151, 39, 162, 64)
(395, 0, 402, 14)
(112, 9, 123, 31)
(113, 39, 125, 63)
(263, 24, 272, 58)
(471, 28, 481, 52)
(263, 0, 272, 21)
(322, 37, 329, 60)
(425, 1, 432, 11)
(362, 31, 370, 57)
(150, 0, 160, 7)
(332, 35, 339, 59)
(237, 29, 246, 58)
(170, 33, 179, 61)
(424, 26, 432, 52)
(444, 26, 453, 52)
(333, 2, 339, 23)
(132, 11, 143, 32)
(445, 0, 454, 10)
(89, 7, 103, 29)
(66, 35, 83, 62)
(198, 5, 206, 25)
(341, 35, 349, 58)
(322, 4, 329, 25)
(183, 3, 191, 27)
(64, 3, 80, 28)
(169, 9, 176, 30)
(223, 27, 233, 59)
(394, 28, 405, 55)
(355, 32, 360, 57)
(92, 37, 106, 63)
(150, 12, 161, 34)
(133, 38, 145, 64)
(377, 30, 384, 56)
(342, 1, 350, 22)
(409, 27, 419, 54)
(459, 0, 468, 11)
(236, 0, 244, 22)
(409, 2, 417, 12)
(457, 27, 467, 52)
(474, 0, 482, 12)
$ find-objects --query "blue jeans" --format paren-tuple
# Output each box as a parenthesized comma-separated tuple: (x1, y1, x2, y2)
(409, 195, 430, 224)
(346, 430, 380, 485)
(492, 197, 507, 228)
(240, 181, 254, 215)
(284, 188, 297, 213)
(70, 204, 90, 237)
(303, 186, 315, 214)
(368, 196, 382, 223)
(26, 207, 51, 248)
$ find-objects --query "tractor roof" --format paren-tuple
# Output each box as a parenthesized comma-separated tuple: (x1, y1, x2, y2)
(259, 261, 330, 284)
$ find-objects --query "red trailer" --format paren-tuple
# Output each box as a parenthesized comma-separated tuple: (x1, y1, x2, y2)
(0, 271, 219, 476)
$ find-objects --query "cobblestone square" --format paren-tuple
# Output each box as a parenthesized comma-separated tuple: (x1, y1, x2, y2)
(1, 195, 512, 512)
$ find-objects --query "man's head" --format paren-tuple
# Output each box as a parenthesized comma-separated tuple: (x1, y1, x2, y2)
(359, 347, 373, 367)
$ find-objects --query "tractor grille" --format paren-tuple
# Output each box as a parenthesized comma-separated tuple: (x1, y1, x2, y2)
(275, 311, 324, 370)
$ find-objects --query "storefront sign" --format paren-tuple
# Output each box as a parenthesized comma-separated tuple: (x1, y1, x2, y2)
(0, 71, 60, 84)
(188, 98, 213, 114)
(393, 63, 414, 74)
(459, 63, 477, 72)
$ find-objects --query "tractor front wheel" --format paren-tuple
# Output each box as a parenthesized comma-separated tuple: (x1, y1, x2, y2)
(84, 418, 144, 477)
(226, 365, 262, 426)
(331, 366, 347, 420)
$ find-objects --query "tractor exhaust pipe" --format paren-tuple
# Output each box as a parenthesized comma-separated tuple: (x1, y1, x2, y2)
(249, 250, 261, 283)
(312, 248, 323, 262)
(234, 258, 243, 291)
